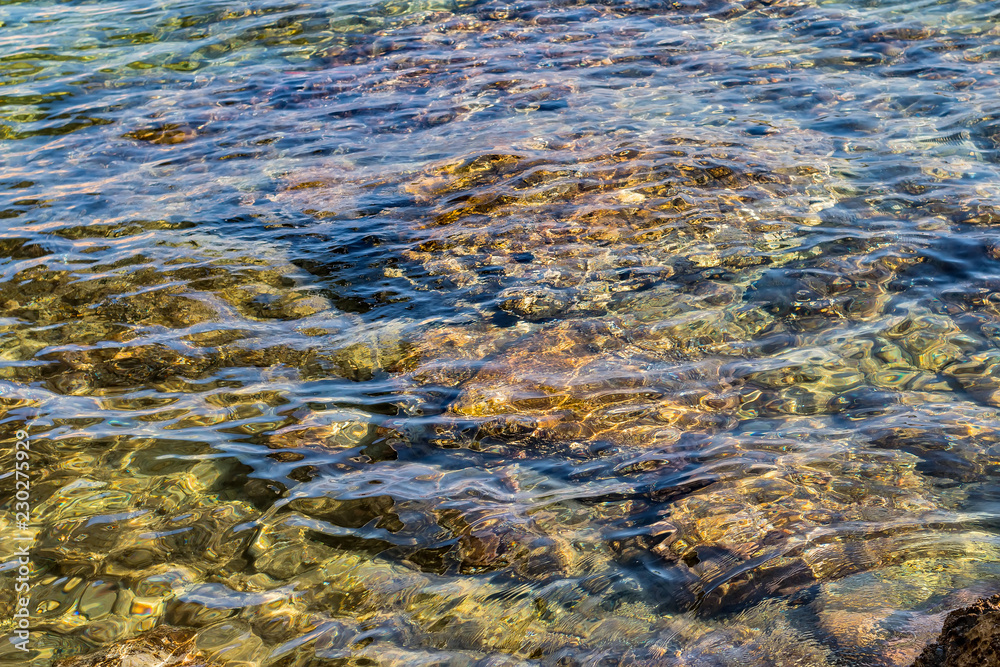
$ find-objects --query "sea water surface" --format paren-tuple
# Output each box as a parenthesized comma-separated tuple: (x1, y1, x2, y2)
(2, 0, 1000, 664)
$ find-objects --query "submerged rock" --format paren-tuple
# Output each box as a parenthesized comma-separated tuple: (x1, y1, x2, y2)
(54, 626, 218, 667)
(440, 317, 743, 452)
(646, 449, 960, 614)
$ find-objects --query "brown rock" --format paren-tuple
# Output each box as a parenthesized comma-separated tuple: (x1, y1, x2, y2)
(911, 594, 1000, 667)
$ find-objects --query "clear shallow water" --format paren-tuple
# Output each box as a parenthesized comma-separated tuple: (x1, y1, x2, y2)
(3, 0, 1000, 664)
